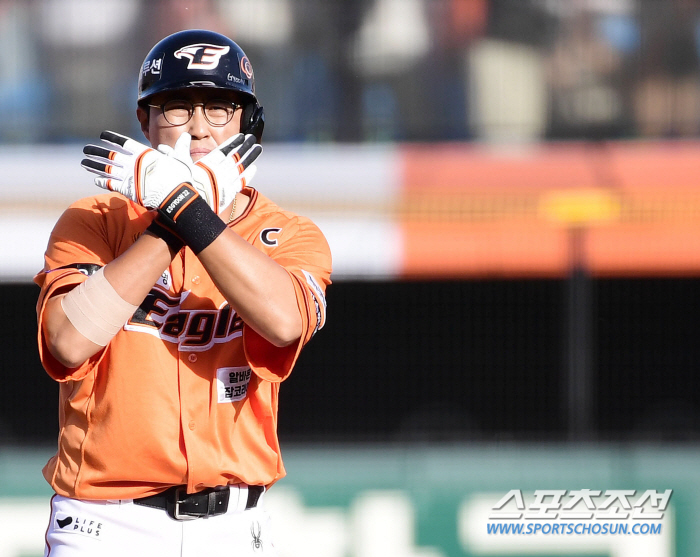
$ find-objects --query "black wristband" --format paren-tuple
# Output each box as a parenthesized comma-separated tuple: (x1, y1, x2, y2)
(146, 217, 184, 253)
(157, 183, 227, 255)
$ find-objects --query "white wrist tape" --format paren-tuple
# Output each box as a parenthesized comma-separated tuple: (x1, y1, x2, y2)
(60, 267, 138, 346)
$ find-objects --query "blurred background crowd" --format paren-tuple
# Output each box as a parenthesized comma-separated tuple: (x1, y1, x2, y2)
(3, 0, 700, 144)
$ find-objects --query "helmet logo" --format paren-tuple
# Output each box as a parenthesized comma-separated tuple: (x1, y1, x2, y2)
(174, 43, 231, 70)
(240, 56, 253, 79)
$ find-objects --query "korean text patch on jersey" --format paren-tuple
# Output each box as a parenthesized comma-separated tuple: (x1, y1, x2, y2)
(217, 366, 252, 403)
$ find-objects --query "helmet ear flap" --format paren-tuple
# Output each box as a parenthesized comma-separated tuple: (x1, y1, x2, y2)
(241, 103, 265, 143)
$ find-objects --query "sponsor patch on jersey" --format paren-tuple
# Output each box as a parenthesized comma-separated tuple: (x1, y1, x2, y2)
(217, 366, 252, 403)
(174, 43, 230, 70)
(54, 513, 104, 540)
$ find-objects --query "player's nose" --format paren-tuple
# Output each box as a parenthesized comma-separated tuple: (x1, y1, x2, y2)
(187, 105, 210, 139)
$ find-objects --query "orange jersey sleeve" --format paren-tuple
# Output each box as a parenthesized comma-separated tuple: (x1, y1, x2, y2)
(234, 190, 332, 383)
(34, 193, 152, 381)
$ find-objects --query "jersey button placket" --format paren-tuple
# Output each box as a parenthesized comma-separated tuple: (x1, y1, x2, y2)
(179, 251, 201, 493)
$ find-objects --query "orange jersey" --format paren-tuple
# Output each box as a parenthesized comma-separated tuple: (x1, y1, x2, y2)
(34, 187, 331, 500)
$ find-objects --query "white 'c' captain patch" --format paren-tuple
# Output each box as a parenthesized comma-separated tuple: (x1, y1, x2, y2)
(174, 44, 230, 70)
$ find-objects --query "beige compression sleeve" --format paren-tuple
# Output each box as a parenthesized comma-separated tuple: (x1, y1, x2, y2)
(60, 267, 139, 346)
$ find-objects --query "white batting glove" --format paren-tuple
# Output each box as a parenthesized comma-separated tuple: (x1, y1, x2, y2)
(159, 133, 262, 213)
(81, 131, 194, 209)
(156, 141, 218, 211)
(197, 133, 261, 212)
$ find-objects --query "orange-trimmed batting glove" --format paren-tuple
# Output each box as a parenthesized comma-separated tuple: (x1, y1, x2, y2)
(159, 132, 262, 214)
(81, 131, 195, 209)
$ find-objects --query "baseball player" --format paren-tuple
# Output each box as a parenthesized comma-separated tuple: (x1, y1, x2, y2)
(35, 29, 331, 556)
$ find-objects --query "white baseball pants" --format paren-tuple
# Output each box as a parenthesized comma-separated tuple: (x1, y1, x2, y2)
(44, 489, 277, 556)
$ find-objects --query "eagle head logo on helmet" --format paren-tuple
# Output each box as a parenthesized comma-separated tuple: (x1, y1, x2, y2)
(174, 44, 231, 70)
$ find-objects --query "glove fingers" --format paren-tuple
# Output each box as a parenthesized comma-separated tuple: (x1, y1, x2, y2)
(218, 133, 246, 157)
(173, 132, 192, 161)
(94, 177, 116, 191)
(199, 133, 259, 167)
(99, 130, 135, 154)
(83, 144, 117, 162)
(100, 130, 130, 146)
(237, 143, 263, 170)
(81, 158, 113, 178)
(81, 158, 127, 180)
(100, 130, 150, 157)
(240, 164, 257, 188)
(222, 143, 260, 177)
(229, 134, 257, 162)
(83, 145, 138, 170)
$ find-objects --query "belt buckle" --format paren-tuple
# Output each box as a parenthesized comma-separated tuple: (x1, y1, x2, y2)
(172, 487, 199, 521)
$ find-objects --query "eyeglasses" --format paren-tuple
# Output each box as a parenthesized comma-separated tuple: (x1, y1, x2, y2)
(149, 99, 240, 126)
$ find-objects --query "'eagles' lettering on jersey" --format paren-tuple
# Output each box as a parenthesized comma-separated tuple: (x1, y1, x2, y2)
(126, 286, 243, 351)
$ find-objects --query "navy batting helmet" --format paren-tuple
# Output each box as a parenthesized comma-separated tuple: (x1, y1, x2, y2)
(138, 29, 264, 142)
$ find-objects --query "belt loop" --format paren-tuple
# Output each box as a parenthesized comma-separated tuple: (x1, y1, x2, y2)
(211, 486, 230, 516)
(236, 484, 249, 512)
(207, 490, 217, 517)
(246, 485, 264, 509)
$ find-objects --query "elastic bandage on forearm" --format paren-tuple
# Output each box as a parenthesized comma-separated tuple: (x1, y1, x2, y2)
(60, 267, 138, 346)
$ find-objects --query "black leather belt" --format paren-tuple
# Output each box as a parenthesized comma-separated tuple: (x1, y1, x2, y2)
(134, 485, 264, 520)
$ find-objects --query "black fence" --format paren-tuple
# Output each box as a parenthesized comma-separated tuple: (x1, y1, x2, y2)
(2, 278, 699, 446)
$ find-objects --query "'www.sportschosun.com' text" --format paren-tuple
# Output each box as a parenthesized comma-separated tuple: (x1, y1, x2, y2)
(487, 522, 662, 535)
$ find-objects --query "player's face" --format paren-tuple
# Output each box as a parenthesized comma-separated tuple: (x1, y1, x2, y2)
(137, 89, 244, 162)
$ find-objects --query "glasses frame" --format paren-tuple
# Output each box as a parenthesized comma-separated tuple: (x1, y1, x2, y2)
(149, 99, 241, 127)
